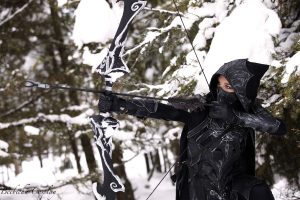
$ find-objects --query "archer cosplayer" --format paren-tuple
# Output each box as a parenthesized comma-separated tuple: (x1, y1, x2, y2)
(98, 59, 286, 200)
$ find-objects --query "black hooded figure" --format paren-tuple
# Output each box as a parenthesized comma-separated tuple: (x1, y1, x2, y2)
(98, 59, 286, 200)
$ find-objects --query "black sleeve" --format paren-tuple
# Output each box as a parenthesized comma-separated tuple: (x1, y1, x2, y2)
(233, 102, 287, 135)
(116, 98, 204, 125)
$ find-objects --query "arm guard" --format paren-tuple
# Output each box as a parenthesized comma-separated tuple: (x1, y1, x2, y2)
(116, 98, 198, 123)
(119, 98, 158, 119)
(233, 102, 286, 135)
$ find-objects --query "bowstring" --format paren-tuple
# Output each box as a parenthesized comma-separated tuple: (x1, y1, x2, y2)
(145, 148, 187, 200)
(144, 1, 213, 199)
(172, 0, 211, 88)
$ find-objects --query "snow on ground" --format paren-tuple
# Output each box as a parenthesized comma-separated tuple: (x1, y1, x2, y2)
(2, 149, 297, 200)
(133, 173, 175, 200)
(123, 150, 176, 200)
(1, 149, 175, 200)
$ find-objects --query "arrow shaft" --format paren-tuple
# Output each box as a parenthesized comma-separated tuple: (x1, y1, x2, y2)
(25, 80, 170, 101)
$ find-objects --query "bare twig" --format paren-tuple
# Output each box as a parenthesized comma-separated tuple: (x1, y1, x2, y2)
(0, 0, 34, 27)
(0, 92, 46, 118)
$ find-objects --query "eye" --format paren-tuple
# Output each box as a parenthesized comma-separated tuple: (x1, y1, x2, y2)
(225, 84, 232, 89)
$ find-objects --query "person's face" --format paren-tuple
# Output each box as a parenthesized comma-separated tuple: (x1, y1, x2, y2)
(217, 75, 234, 93)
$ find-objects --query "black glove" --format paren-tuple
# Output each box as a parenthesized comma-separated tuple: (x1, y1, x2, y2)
(208, 101, 237, 124)
(98, 92, 122, 113)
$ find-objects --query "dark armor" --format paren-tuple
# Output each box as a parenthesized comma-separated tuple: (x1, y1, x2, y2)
(98, 59, 286, 200)
(187, 117, 248, 200)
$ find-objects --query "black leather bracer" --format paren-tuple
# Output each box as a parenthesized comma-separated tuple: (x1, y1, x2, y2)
(233, 102, 286, 135)
(118, 98, 159, 119)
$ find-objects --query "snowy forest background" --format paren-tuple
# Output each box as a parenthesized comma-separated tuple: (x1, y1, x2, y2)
(0, 0, 299, 199)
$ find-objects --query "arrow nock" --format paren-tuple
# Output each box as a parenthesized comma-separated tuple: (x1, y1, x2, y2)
(24, 80, 50, 89)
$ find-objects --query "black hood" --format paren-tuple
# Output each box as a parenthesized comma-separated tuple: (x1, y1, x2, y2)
(209, 59, 269, 112)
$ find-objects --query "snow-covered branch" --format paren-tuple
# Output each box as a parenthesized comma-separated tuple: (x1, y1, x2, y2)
(0, 109, 94, 130)
(144, 6, 183, 16)
(123, 13, 196, 56)
(0, 0, 33, 27)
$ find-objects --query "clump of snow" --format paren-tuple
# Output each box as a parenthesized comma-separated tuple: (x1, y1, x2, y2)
(84, 47, 108, 73)
(272, 178, 300, 200)
(124, 30, 161, 56)
(24, 125, 40, 136)
(145, 67, 157, 81)
(173, 64, 199, 79)
(0, 139, 9, 151)
(170, 57, 177, 66)
(193, 17, 217, 50)
(21, 51, 39, 72)
(276, 20, 300, 54)
(262, 94, 282, 107)
(72, 0, 123, 47)
(57, 0, 67, 7)
(0, 139, 9, 157)
(165, 127, 182, 140)
(61, 104, 90, 112)
(281, 51, 300, 84)
(0, 150, 9, 157)
(186, 50, 206, 67)
(262, 0, 278, 9)
(169, 14, 197, 32)
(188, 2, 220, 19)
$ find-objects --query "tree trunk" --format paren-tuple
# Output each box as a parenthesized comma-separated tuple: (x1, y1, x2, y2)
(154, 149, 162, 173)
(162, 146, 169, 173)
(144, 152, 150, 174)
(13, 159, 22, 176)
(48, 0, 86, 175)
(80, 134, 98, 182)
(37, 135, 43, 168)
(67, 130, 82, 174)
(147, 149, 162, 180)
(48, 0, 68, 67)
(170, 138, 180, 177)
